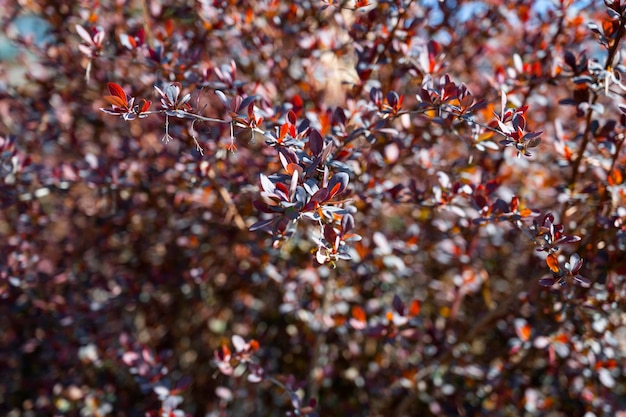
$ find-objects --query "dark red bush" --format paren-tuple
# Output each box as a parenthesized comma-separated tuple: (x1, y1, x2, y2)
(1, 1, 625, 416)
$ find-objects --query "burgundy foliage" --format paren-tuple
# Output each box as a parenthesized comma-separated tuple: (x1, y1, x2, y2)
(1, 0, 626, 416)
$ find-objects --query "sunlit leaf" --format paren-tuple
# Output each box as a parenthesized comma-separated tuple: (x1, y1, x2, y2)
(546, 253, 560, 273)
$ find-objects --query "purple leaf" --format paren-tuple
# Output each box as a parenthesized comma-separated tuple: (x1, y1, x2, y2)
(249, 218, 275, 232)
(309, 129, 324, 157)
(392, 294, 405, 315)
(341, 213, 355, 234)
(323, 224, 338, 247)
(539, 276, 556, 287)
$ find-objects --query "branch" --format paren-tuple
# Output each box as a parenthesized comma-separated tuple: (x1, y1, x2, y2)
(206, 164, 247, 231)
(307, 270, 337, 403)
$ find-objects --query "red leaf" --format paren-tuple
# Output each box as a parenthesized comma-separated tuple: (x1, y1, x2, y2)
(349, 305, 367, 330)
(140, 99, 152, 113)
(292, 94, 303, 116)
(221, 344, 231, 359)
(107, 82, 128, 105)
(278, 123, 289, 142)
(287, 109, 297, 126)
(352, 305, 366, 322)
(515, 319, 531, 342)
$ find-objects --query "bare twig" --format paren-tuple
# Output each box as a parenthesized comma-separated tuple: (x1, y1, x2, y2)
(141, 0, 155, 48)
(206, 164, 247, 231)
(307, 270, 337, 402)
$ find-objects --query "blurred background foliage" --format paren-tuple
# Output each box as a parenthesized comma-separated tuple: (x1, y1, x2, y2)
(1, 0, 625, 416)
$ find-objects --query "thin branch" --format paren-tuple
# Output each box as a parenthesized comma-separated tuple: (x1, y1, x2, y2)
(206, 164, 247, 231)
(568, 16, 626, 190)
(307, 270, 337, 403)
(141, 0, 155, 48)
(392, 277, 539, 416)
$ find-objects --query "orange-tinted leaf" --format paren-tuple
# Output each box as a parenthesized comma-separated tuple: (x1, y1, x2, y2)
(519, 208, 533, 217)
(278, 123, 289, 142)
(409, 300, 420, 316)
(319, 111, 330, 135)
(249, 339, 260, 351)
(103, 95, 127, 108)
(352, 305, 366, 322)
(349, 306, 367, 329)
(563, 145, 572, 161)
(546, 253, 560, 273)
(119, 33, 137, 50)
(401, 369, 417, 380)
(515, 320, 531, 342)
(285, 162, 302, 176)
(609, 168, 623, 185)
(164, 19, 174, 37)
(540, 397, 554, 409)
(222, 344, 231, 358)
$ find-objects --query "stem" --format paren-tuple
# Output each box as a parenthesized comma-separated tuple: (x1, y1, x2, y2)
(141, 0, 155, 48)
(567, 16, 626, 193)
(567, 98, 598, 192)
(391, 276, 539, 416)
(559, 21, 625, 225)
(182, 111, 231, 124)
(206, 164, 247, 231)
(351, 0, 415, 97)
(307, 270, 336, 403)
(391, 229, 540, 416)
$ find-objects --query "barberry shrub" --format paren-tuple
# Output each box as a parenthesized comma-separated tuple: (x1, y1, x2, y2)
(1, 0, 626, 416)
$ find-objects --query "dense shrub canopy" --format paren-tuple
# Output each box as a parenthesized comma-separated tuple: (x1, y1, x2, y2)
(1, 0, 625, 416)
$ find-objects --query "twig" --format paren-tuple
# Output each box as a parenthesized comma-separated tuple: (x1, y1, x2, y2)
(392, 277, 538, 416)
(567, 16, 626, 194)
(307, 270, 337, 403)
(141, 0, 155, 48)
(206, 164, 247, 231)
